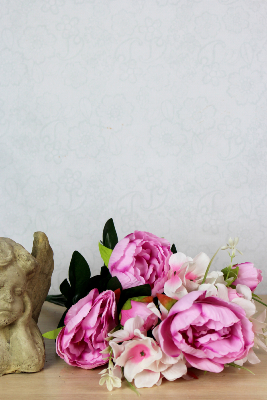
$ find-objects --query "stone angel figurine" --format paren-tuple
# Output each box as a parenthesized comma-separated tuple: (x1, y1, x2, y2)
(0, 232, 54, 376)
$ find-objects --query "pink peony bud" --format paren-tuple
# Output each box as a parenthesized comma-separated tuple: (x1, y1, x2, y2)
(232, 262, 263, 292)
(120, 296, 158, 331)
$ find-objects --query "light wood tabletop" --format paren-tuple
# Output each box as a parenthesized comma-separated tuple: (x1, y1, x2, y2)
(1, 296, 267, 400)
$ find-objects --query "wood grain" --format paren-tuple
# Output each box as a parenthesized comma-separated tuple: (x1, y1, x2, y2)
(1, 296, 267, 400)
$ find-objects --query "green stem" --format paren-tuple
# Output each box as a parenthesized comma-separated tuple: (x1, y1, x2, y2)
(227, 362, 255, 375)
(225, 253, 235, 281)
(252, 296, 267, 308)
(202, 247, 221, 285)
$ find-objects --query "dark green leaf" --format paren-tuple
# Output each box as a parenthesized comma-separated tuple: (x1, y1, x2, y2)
(68, 251, 91, 300)
(106, 276, 122, 292)
(86, 274, 102, 293)
(57, 309, 68, 329)
(60, 279, 72, 300)
(171, 244, 177, 254)
(117, 284, 151, 315)
(45, 294, 67, 307)
(102, 218, 118, 250)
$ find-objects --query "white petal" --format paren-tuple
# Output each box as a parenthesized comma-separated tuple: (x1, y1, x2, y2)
(231, 298, 256, 318)
(106, 378, 113, 391)
(147, 302, 161, 319)
(254, 336, 267, 351)
(234, 237, 239, 246)
(206, 271, 225, 285)
(190, 252, 210, 277)
(152, 325, 160, 342)
(161, 351, 181, 365)
(99, 368, 108, 375)
(254, 309, 266, 324)
(198, 283, 217, 297)
(156, 377, 162, 386)
(162, 360, 187, 381)
(124, 315, 145, 333)
(110, 342, 124, 360)
(134, 370, 161, 388)
(234, 358, 246, 366)
(159, 303, 169, 320)
(236, 284, 252, 301)
(112, 365, 122, 379)
(216, 283, 229, 301)
(111, 376, 122, 388)
(169, 252, 189, 268)
(99, 376, 108, 385)
(185, 280, 199, 292)
(247, 349, 261, 364)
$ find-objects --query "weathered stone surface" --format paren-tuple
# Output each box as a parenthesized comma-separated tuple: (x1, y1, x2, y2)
(0, 232, 54, 376)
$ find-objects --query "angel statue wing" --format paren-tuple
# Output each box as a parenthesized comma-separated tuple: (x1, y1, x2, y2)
(27, 232, 54, 323)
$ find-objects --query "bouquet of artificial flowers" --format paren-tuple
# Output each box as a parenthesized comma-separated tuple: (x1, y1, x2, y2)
(44, 219, 267, 393)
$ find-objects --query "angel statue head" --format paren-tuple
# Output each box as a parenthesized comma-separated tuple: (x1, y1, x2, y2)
(0, 233, 54, 376)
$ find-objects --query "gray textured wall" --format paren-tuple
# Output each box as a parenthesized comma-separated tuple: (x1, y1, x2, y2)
(0, 0, 266, 293)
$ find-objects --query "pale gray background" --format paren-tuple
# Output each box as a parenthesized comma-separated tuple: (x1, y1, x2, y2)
(0, 0, 266, 294)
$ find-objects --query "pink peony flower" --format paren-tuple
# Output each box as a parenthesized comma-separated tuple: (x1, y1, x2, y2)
(232, 262, 263, 291)
(56, 289, 117, 369)
(120, 296, 158, 331)
(109, 231, 172, 296)
(158, 291, 254, 373)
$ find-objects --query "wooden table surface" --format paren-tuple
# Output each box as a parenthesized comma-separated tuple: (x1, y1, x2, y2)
(1, 297, 267, 400)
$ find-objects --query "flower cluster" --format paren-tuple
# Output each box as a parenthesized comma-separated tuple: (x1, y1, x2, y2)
(44, 220, 266, 393)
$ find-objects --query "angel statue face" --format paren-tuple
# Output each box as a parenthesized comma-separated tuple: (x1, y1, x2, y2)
(0, 263, 26, 327)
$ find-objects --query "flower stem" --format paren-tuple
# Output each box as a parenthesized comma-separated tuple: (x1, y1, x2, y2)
(202, 247, 221, 285)
(252, 295, 267, 308)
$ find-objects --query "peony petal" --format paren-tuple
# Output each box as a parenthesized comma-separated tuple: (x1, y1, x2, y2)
(64, 289, 98, 327)
(185, 354, 223, 373)
(201, 303, 240, 326)
(169, 291, 203, 316)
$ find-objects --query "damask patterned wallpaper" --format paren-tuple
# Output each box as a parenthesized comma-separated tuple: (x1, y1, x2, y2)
(0, 0, 266, 293)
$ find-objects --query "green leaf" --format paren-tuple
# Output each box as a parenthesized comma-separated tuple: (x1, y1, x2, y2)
(99, 242, 113, 267)
(68, 251, 91, 300)
(102, 218, 118, 250)
(221, 265, 239, 286)
(60, 279, 72, 300)
(106, 276, 122, 292)
(171, 244, 177, 254)
(117, 284, 151, 315)
(156, 293, 177, 311)
(45, 294, 67, 307)
(42, 327, 63, 339)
